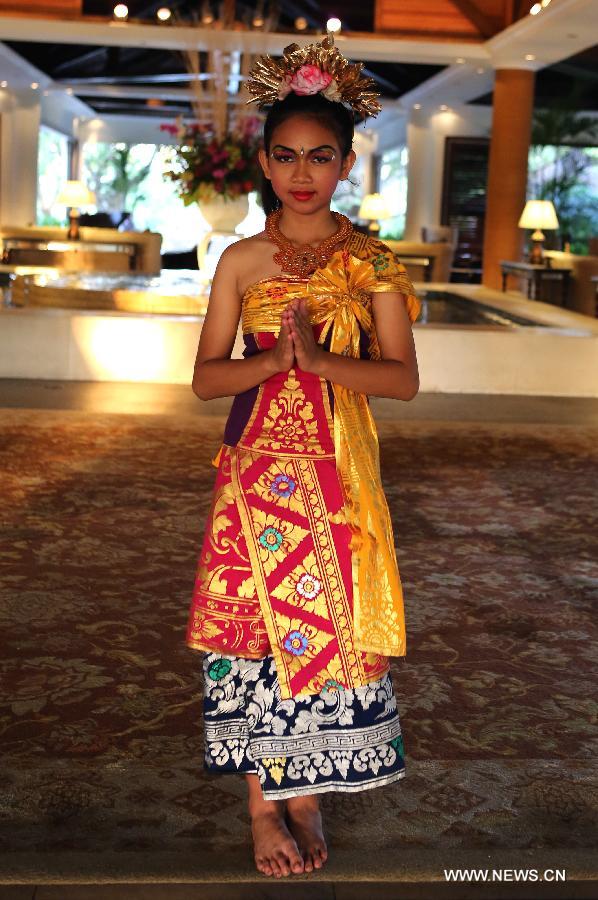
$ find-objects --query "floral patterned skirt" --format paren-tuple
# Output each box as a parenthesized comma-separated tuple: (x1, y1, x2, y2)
(202, 650, 406, 800)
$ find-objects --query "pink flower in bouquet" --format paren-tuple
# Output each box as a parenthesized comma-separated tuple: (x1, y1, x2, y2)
(240, 115, 262, 138)
(289, 64, 333, 96)
(212, 168, 227, 178)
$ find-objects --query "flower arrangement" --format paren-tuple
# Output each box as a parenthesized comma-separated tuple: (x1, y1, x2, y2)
(160, 114, 262, 205)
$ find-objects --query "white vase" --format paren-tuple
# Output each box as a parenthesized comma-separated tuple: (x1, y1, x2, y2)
(197, 194, 250, 273)
(198, 194, 249, 231)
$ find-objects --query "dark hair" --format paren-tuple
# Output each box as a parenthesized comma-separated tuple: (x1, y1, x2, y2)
(259, 92, 355, 215)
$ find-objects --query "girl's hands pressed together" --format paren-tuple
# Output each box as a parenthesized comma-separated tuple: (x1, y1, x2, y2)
(269, 309, 296, 374)
(283, 297, 324, 375)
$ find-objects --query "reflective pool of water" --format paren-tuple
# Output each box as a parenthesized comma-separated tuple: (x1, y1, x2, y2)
(417, 290, 549, 327)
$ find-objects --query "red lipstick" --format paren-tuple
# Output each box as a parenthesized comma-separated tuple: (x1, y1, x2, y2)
(291, 191, 315, 201)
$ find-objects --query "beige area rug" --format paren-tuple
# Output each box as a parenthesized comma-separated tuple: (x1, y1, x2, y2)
(0, 408, 597, 886)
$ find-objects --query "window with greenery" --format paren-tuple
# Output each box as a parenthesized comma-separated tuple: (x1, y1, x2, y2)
(377, 146, 408, 240)
(527, 106, 598, 255)
(81, 142, 197, 252)
(37, 124, 71, 226)
(331, 152, 366, 219)
(80, 141, 265, 252)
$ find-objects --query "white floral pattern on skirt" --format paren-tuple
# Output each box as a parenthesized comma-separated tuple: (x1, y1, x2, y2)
(202, 651, 406, 800)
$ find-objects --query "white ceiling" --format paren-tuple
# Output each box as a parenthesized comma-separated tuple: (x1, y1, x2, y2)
(0, 0, 596, 116)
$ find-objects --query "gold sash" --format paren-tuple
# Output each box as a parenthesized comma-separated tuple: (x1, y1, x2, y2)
(305, 250, 407, 656)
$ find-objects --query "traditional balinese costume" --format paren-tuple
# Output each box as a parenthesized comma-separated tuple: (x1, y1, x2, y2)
(185, 35, 421, 800)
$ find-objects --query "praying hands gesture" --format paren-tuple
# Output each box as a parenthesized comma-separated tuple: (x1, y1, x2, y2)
(270, 297, 324, 376)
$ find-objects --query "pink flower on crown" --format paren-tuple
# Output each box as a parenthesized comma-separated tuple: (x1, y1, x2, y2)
(289, 64, 333, 96)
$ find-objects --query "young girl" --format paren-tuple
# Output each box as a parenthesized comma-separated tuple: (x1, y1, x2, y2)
(185, 35, 421, 880)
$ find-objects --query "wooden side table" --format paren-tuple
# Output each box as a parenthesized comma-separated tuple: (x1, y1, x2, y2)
(500, 260, 572, 308)
(397, 254, 433, 282)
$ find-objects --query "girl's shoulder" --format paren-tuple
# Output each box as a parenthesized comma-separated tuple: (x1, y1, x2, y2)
(226, 230, 269, 258)
(347, 232, 408, 276)
(219, 231, 271, 274)
(347, 232, 421, 322)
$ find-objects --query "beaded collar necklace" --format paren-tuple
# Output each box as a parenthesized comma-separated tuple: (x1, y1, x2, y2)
(265, 208, 353, 278)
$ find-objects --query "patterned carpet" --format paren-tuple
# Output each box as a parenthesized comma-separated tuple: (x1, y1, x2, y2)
(1, 408, 597, 884)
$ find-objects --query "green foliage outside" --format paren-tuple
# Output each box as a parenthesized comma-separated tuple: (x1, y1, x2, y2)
(37, 125, 70, 226)
(529, 102, 598, 255)
(82, 142, 157, 216)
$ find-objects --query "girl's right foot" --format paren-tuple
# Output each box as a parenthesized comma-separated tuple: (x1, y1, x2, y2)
(245, 775, 304, 878)
(250, 806, 306, 878)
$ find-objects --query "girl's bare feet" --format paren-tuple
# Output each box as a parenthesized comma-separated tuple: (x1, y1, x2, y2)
(285, 794, 328, 873)
(246, 774, 305, 878)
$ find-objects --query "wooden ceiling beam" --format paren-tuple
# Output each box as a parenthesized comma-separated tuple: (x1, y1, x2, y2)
(448, 0, 498, 38)
(0, 0, 80, 15)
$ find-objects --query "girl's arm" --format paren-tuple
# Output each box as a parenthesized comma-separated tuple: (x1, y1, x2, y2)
(315, 291, 420, 401)
(192, 243, 278, 401)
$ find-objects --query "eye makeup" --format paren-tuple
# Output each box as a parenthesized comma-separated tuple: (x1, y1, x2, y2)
(270, 144, 337, 162)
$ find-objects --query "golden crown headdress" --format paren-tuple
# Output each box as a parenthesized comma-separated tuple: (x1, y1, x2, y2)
(244, 33, 382, 119)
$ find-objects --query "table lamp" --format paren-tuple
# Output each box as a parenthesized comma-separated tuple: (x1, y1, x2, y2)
(56, 181, 97, 241)
(358, 193, 391, 235)
(518, 200, 559, 265)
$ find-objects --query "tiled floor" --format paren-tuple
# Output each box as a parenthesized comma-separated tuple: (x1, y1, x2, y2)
(1, 379, 598, 425)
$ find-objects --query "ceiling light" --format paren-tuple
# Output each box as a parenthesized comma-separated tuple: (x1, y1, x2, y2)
(456, 57, 465, 64)
(156, 7, 171, 20)
(525, 53, 536, 60)
(0, 80, 7, 88)
(439, 104, 449, 111)
(66, 87, 73, 95)
(327, 17, 342, 33)
(30, 82, 39, 89)
(295, 16, 308, 29)
(413, 103, 421, 109)
(113, 3, 128, 19)
(530, 3, 541, 13)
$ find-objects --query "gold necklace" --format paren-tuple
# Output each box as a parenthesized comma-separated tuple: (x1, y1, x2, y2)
(265, 208, 353, 277)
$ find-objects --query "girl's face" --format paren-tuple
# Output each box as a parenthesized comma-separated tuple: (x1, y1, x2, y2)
(259, 114, 356, 215)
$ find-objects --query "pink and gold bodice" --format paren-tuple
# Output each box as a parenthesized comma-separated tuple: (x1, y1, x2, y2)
(211, 233, 421, 659)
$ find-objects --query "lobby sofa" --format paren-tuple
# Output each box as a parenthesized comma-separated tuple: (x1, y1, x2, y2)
(385, 239, 455, 283)
(544, 250, 598, 317)
(0, 225, 162, 275)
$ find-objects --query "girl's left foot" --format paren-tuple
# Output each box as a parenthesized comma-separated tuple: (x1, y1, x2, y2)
(285, 795, 328, 872)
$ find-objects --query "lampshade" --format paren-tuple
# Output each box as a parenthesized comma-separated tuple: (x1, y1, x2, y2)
(359, 193, 391, 221)
(56, 180, 96, 208)
(518, 200, 559, 231)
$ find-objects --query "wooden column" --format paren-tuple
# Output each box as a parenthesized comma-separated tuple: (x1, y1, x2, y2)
(482, 68, 535, 290)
